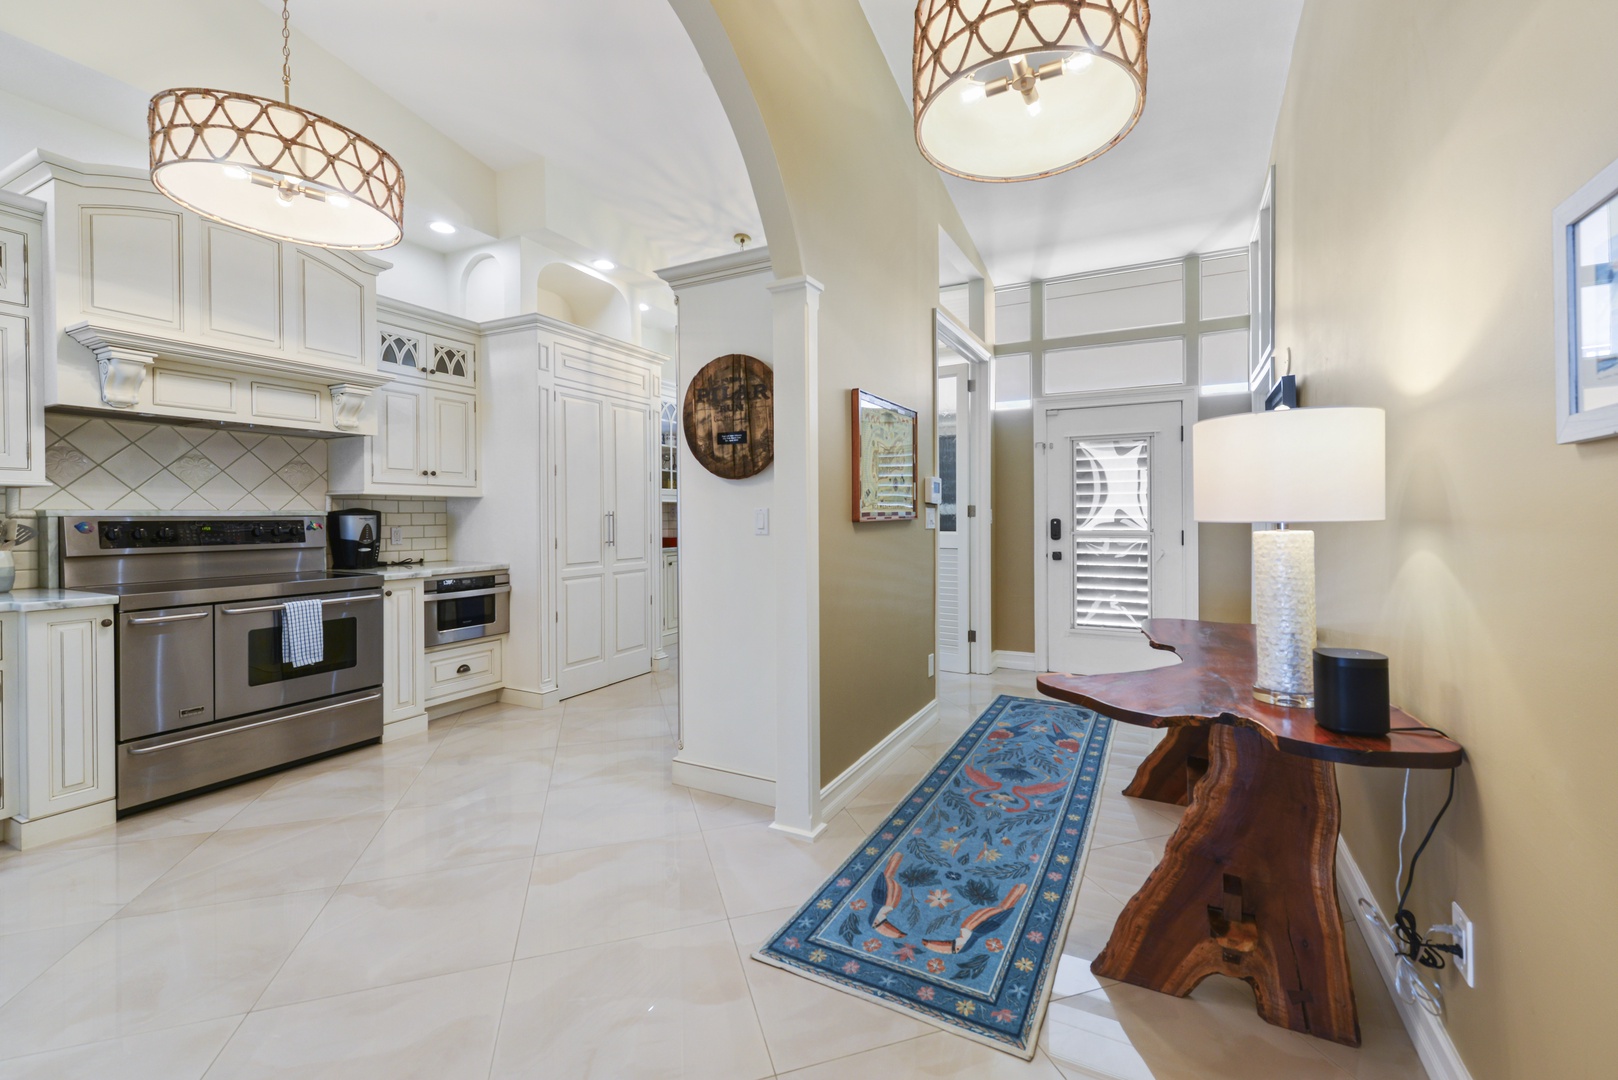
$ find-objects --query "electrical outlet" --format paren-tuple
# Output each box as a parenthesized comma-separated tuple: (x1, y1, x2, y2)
(390, 526, 404, 547)
(927, 653, 935, 677)
(1451, 902, 1475, 987)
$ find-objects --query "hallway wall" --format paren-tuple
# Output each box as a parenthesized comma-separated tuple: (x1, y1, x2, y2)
(1273, 0, 1618, 1073)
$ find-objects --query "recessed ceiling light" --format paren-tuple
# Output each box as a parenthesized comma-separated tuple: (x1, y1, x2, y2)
(429, 221, 456, 235)
(639, 303, 650, 312)
(591, 258, 615, 271)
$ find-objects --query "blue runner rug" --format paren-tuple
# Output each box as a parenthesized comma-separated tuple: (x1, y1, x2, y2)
(753, 695, 1114, 1058)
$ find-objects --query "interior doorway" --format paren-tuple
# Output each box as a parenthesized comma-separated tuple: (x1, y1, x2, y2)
(1041, 400, 1187, 676)
(934, 310, 992, 674)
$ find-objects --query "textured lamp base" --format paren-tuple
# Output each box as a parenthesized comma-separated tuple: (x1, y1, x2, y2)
(1252, 528, 1316, 708)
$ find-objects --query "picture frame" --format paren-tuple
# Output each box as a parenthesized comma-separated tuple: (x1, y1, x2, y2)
(851, 388, 918, 522)
(1554, 153, 1618, 443)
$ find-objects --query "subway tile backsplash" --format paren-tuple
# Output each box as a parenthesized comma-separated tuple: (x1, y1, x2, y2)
(2, 413, 452, 590)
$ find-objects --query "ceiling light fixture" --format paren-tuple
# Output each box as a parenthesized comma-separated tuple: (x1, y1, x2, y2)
(913, 0, 1150, 182)
(429, 221, 456, 235)
(147, 0, 405, 249)
(639, 303, 651, 312)
(591, 259, 616, 271)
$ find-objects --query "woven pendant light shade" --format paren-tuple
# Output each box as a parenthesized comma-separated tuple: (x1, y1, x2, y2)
(149, 89, 405, 250)
(914, 0, 1150, 182)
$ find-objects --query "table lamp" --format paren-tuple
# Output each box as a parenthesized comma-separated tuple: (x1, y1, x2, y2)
(1192, 407, 1385, 708)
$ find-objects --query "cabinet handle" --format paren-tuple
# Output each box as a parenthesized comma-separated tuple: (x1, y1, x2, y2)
(100, 618, 113, 627)
(456, 663, 472, 674)
(422, 470, 429, 476)
(384, 590, 393, 597)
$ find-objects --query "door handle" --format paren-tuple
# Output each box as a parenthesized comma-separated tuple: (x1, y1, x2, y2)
(126, 693, 383, 755)
(221, 594, 381, 616)
(605, 511, 615, 546)
(1049, 518, 1062, 541)
(1051, 551, 1063, 561)
(127, 611, 210, 626)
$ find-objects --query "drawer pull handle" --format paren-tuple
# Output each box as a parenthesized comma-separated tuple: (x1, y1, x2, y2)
(456, 664, 472, 674)
(127, 693, 383, 755)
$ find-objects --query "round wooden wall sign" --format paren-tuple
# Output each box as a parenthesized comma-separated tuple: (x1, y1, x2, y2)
(683, 354, 774, 479)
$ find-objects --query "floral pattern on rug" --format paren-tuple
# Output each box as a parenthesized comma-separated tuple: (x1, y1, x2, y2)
(754, 695, 1112, 1057)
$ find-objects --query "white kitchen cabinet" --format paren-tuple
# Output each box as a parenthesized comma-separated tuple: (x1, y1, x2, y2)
(0, 622, 10, 824)
(329, 384, 480, 496)
(382, 580, 428, 738)
(3, 605, 117, 848)
(0, 196, 48, 485)
(661, 549, 679, 647)
(425, 637, 505, 704)
(0, 152, 389, 436)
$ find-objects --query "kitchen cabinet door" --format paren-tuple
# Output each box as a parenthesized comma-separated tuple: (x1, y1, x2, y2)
(370, 385, 425, 486)
(0, 314, 33, 473)
(383, 580, 426, 727)
(424, 335, 476, 388)
(428, 390, 477, 488)
(22, 607, 116, 818)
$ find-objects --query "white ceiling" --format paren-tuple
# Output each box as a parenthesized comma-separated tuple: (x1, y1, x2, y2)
(861, 0, 1305, 285)
(271, 0, 762, 268)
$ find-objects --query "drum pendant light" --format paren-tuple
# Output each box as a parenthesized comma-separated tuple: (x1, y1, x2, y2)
(148, 0, 405, 249)
(914, 0, 1150, 183)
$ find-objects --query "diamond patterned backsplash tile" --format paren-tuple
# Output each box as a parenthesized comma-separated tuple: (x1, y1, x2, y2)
(4, 415, 343, 589)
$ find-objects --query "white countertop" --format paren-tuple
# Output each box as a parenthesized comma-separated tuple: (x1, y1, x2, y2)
(0, 588, 121, 612)
(339, 561, 510, 582)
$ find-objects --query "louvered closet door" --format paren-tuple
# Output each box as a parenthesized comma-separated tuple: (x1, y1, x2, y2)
(1044, 402, 1185, 676)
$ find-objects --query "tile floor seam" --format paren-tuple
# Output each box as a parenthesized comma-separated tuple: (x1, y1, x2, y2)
(194, 1012, 249, 1080)
(484, 958, 520, 1080)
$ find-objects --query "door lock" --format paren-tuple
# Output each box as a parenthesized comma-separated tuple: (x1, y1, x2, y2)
(1049, 518, 1062, 541)
(1051, 551, 1063, 561)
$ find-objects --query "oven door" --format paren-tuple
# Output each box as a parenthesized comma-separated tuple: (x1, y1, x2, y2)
(214, 589, 383, 719)
(424, 584, 511, 648)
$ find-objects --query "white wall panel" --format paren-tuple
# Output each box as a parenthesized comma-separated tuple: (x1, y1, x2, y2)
(1043, 337, 1185, 396)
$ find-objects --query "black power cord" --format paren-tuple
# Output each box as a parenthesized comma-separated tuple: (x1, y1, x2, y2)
(1392, 765, 1462, 971)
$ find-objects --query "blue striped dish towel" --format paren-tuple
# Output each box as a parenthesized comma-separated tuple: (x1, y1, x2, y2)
(281, 599, 325, 668)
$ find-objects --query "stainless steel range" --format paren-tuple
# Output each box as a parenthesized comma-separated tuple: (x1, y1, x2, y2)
(58, 514, 384, 814)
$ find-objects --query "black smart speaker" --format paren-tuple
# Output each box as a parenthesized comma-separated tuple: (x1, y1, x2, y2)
(1313, 648, 1390, 736)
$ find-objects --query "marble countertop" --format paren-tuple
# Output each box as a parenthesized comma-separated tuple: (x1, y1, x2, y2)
(0, 588, 121, 612)
(337, 561, 509, 582)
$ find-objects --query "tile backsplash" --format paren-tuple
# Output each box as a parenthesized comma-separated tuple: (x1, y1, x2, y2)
(330, 497, 450, 563)
(2, 413, 451, 589)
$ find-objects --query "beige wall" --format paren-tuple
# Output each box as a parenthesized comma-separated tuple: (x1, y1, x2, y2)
(1274, 1, 1617, 1074)
(991, 410, 1036, 654)
(707, 0, 990, 781)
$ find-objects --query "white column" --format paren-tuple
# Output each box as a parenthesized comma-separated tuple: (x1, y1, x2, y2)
(767, 275, 825, 839)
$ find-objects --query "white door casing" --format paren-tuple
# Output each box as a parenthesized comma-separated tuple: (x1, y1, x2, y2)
(936, 365, 971, 674)
(1043, 400, 1187, 676)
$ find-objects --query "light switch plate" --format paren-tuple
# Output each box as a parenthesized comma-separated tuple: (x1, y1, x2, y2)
(754, 508, 770, 536)
(925, 507, 938, 530)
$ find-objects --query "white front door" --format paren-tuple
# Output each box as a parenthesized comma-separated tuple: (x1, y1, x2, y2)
(1044, 401, 1186, 676)
(557, 392, 654, 698)
(937, 365, 971, 674)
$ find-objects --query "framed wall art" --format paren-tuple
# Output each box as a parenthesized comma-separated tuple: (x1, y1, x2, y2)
(1554, 154, 1618, 443)
(851, 388, 918, 522)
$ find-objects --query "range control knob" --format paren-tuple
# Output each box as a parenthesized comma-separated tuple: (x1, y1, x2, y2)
(251, 525, 267, 538)
(156, 526, 177, 542)
(132, 527, 149, 542)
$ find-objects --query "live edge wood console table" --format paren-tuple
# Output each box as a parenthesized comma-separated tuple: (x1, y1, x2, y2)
(1038, 619, 1464, 1046)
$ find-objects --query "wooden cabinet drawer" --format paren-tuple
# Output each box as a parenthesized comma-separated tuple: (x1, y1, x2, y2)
(425, 637, 504, 703)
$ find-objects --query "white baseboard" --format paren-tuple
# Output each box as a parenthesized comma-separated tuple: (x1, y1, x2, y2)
(819, 699, 940, 820)
(1336, 836, 1474, 1080)
(993, 650, 1039, 672)
(4, 800, 116, 850)
(381, 713, 429, 742)
(498, 687, 550, 709)
(426, 689, 502, 721)
(672, 757, 776, 805)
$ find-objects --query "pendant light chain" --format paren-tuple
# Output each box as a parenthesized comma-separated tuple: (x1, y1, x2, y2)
(281, 0, 293, 104)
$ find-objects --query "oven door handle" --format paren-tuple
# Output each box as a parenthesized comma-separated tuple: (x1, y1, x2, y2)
(125, 693, 383, 755)
(220, 594, 382, 616)
(126, 611, 211, 626)
(423, 585, 512, 603)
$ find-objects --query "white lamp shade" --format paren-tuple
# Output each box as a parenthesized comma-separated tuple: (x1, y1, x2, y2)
(1193, 407, 1385, 523)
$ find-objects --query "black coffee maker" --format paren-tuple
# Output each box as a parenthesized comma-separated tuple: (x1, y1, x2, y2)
(327, 508, 381, 570)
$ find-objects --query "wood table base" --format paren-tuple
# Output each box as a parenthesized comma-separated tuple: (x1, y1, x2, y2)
(1094, 723, 1361, 1046)
(1123, 725, 1209, 806)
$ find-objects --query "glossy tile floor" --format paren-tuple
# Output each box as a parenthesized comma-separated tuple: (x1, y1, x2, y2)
(0, 668, 1427, 1078)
